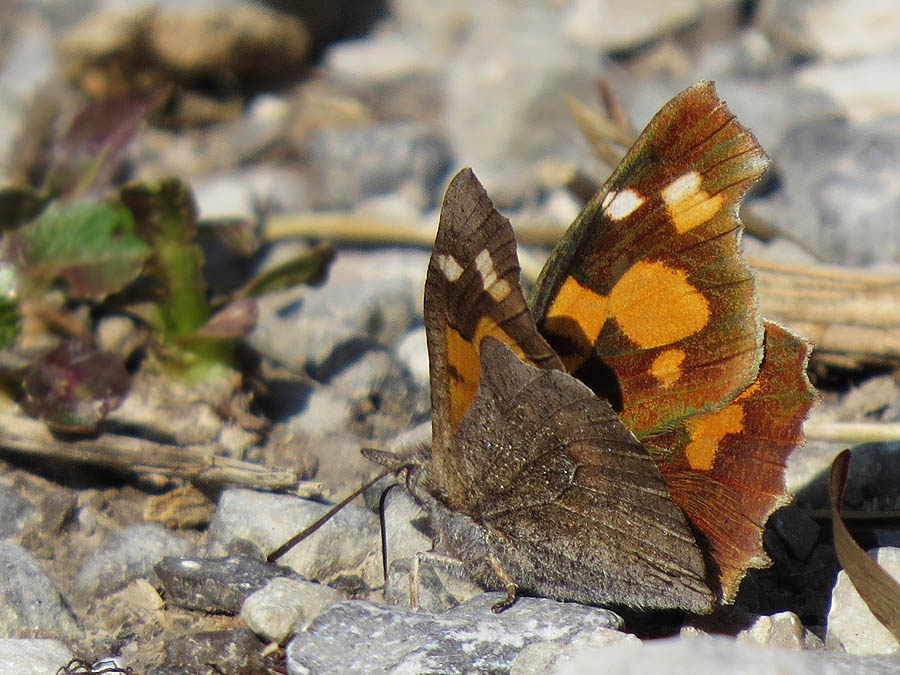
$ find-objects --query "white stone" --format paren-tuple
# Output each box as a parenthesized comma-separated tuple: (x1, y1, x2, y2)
(827, 546, 900, 655)
(737, 611, 823, 650)
(241, 577, 342, 643)
(563, 0, 703, 53)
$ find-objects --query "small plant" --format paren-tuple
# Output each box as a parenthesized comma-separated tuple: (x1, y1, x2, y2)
(0, 93, 333, 432)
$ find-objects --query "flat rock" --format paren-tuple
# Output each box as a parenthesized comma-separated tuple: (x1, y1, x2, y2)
(155, 554, 300, 614)
(558, 635, 900, 674)
(754, 116, 900, 264)
(286, 594, 623, 674)
(241, 576, 343, 643)
(248, 248, 427, 373)
(0, 638, 74, 675)
(74, 522, 193, 600)
(443, 6, 604, 204)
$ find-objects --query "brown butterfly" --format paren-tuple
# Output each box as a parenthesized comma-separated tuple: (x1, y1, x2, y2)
(369, 81, 817, 613)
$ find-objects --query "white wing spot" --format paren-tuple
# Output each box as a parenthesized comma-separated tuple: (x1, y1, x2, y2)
(605, 188, 646, 220)
(475, 249, 511, 301)
(662, 171, 702, 208)
(437, 253, 464, 281)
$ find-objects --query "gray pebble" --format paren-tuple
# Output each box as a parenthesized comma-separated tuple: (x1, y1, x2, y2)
(206, 488, 383, 590)
(74, 522, 193, 600)
(0, 542, 82, 641)
(155, 554, 300, 614)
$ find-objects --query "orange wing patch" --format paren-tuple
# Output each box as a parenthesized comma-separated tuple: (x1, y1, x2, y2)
(543, 262, 709, 378)
(683, 404, 744, 471)
(661, 171, 725, 234)
(651, 348, 686, 388)
(543, 276, 609, 371)
(445, 316, 531, 432)
(608, 261, 710, 349)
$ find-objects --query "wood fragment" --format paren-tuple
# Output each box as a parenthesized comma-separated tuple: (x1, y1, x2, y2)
(805, 421, 900, 444)
(751, 259, 900, 368)
(0, 411, 296, 489)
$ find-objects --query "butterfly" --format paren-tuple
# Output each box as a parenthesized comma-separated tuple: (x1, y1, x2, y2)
(369, 81, 817, 613)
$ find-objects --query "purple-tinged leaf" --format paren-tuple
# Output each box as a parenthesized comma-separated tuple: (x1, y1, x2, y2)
(45, 90, 168, 198)
(21, 341, 131, 433)
(188, 298, 258, 340)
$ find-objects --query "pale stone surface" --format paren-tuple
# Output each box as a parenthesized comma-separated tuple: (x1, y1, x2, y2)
(241, 577, 342, 643)
(737, 611, 823, 650)
(827, 547, 900, 655)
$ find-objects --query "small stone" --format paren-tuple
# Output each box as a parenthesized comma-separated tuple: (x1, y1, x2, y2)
(563, 0, 703, 53)
(737, 611, 823, 650)
(755, 116, 900, 264)
(764, 0, 900, 61)
(306, 122, 450, 210)
(154, 629, 266, 675)
(827, 547, 900, 655)
(155, 554, 299, 614)
(0, 542, 82, 640)
(206, 489, 382, 590)
(0, 483, 38, 538)
(241, 577, 343, 644)
(444, 8, 603, 204)
(511, 627, 640, 675)
(769, 504, 821, 561)
(74, 522, 193, 600)
(0, 638, 74, 675)
(394, 326, 429, 390)
(558, 634, 900, 675)
(797, 56, 900, 125)
(248, 249, 427, 374)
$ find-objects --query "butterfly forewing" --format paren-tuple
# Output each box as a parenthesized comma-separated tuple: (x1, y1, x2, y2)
(425, 169, 561, 504)
(531, 81, 769, 438)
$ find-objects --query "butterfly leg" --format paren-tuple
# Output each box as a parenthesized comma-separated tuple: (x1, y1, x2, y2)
(488, 555, 518, 613)
(408, 551, 466, 610)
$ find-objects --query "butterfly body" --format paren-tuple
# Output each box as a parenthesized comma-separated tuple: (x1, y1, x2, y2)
(379, 81, 816, 613)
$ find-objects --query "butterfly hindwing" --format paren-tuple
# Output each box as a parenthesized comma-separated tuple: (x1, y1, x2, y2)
(442, 336, 714, 611)
(645, 321, 817, 601)
(531, 81, 769, 438)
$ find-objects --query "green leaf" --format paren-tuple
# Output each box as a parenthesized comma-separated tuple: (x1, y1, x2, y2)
(120, 179, 209, 339)
(0, 300, 20, 350)
(1, 199, 152, 301)
(241, 243, 335, 297)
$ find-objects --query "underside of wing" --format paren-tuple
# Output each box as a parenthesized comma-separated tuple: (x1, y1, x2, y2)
(425, 169, 561, 492)
(444, 337, 715, 612)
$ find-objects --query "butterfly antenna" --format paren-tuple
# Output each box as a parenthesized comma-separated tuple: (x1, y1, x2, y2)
(267, 466, 397, 563)
(376, 482, 404, 588)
